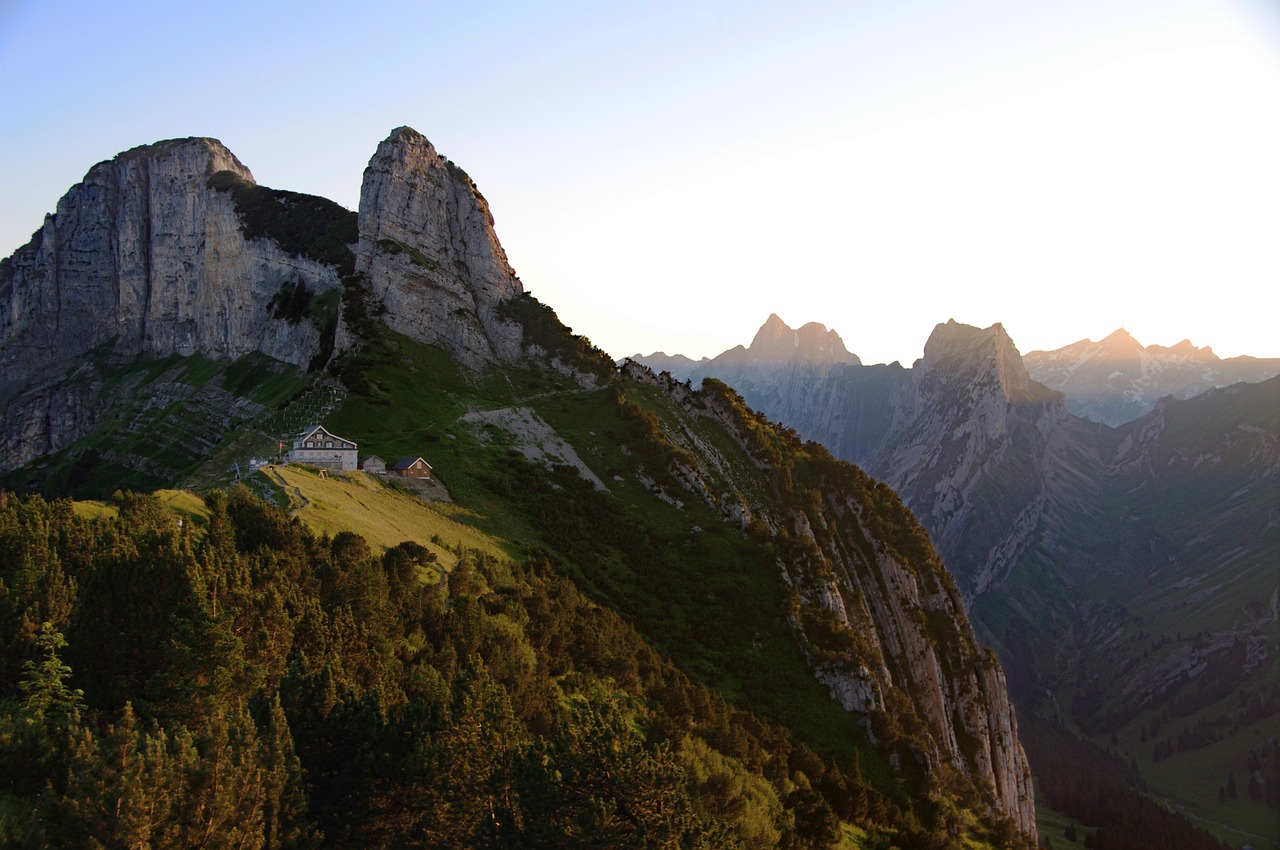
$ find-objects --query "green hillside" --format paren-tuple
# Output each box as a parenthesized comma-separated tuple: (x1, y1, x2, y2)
(0, 313, 1040, 848)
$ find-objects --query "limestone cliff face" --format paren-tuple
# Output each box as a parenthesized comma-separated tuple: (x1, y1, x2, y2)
(623, 362, 1038, 837)
(0, 138, 342, 397)
(870, 321, 1070, 594)
(0, 138, 346, 469)
(796, 478, 1037, 836)
(355, 127, 523, 369)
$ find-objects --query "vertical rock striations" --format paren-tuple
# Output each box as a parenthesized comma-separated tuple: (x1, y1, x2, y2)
(0, 138, 348, 469)
(354, 127, 524, 369)
(635, 367, 1039, 836)
(0, 138, 343, 393)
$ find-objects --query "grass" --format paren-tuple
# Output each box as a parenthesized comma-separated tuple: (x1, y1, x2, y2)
(2, 353, 312, 500)
(1034, 793, 1087, 848)
(257, 465, 505, 573)
(1115, 710, 1280, 848)
(17, 325, 1034, 839)
(320, 332, 896, 784)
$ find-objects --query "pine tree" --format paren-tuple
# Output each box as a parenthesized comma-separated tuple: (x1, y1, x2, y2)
(19, 621, 84, 721)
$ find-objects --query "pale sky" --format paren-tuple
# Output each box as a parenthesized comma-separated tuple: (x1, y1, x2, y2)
(2, 0, 1277, 365)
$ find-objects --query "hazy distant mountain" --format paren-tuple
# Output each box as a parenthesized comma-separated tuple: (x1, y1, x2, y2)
(1024, 328, 1280, 426)
(624, 351, 706, 382)
(679, 314, 1279, 836)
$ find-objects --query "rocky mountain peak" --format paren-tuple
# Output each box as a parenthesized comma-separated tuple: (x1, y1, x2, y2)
(107, 136, 254, 184)
(1098, 327, 1141, 350)
(917, 319, 1031, 403)
(1025, 328, 1279, 425)
(1, 136, 341, 397)
(355, 126, 523, 369)
(1151, 337, 1214, 360)
(745, 313, 861, 366)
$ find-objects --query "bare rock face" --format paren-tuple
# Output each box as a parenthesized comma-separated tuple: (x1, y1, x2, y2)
(355, 127, 524, 369)
(0, 137, 346, 472)
(0, 138, 341, 398)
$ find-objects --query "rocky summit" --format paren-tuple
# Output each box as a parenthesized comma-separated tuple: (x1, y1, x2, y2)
(0, 138, 351, 470)
(355, 127, 525, 369)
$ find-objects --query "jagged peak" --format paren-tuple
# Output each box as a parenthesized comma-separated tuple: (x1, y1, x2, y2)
(1149, 337, 1215, 360)
(920, 319, 1030, 399)
(355, 126, 523, 369)
(746, 314, 860, 365)
(372, 125, 439, 164)
(1097, 327, 1144, 353)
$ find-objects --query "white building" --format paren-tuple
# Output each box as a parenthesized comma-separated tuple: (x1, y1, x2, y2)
(285, 425, 358, 471)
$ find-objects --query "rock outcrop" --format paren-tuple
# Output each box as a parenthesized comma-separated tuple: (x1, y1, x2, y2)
(355, 127, 524, 369)
(0, 138, 343, 396)
(872, 321, 1076, 595)
(0, 138, 348, 470)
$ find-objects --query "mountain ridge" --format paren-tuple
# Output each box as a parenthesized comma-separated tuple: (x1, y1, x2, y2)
(1024, 327, 1280, 426)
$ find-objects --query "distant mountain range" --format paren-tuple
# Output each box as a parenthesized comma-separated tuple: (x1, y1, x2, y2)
(1024, 328, 1280, 426)
(635, 316, 1280, 840)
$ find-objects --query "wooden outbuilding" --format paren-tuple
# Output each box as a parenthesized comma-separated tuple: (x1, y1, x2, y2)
(359, 455, 387, 474)
(391, 456, 432, 479)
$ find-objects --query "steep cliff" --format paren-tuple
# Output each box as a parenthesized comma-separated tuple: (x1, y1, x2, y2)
(0, 138, 344, 391)
(0, 138, 351, 470)
(871, 320, 1081, 595)
(620, 362, 1038, 834)
(668, 315, 1279, 834)
(354, 126, 524, 369)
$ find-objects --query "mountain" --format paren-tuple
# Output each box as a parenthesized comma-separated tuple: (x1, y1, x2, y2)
(0, 137, 356, 474)
(625, 351, 706, 382)
(669, 314, 1278, 845)
(0, 131, 1043, 847)
(354, 127, 525, 369)
(1024, 328, 1280, 426)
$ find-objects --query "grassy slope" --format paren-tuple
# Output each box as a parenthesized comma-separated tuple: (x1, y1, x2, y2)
(320, 332, 903, 804)
(13, 324, 1020, 845)
(2, 353, 311, 498)
(256, 464, 504, 572)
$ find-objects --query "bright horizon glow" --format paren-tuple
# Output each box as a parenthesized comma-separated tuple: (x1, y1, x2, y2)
(2, 0, 1277, 366)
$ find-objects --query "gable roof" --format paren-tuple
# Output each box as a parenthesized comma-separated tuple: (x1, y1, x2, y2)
(391, 456, 432, 470)
(360, 454, 385, 464)
(295, 424, 356, 446)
